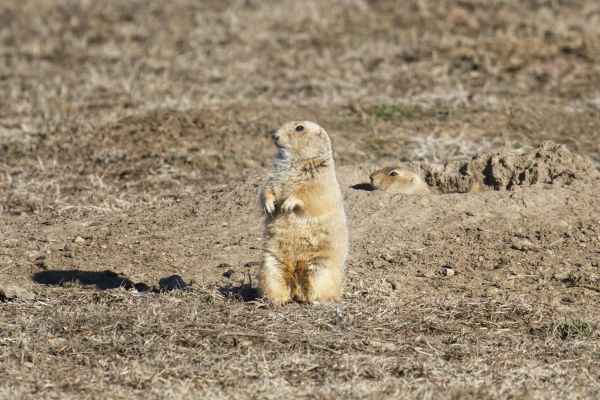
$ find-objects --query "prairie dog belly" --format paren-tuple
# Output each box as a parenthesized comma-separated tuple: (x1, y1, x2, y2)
(259, 120, 349, 305)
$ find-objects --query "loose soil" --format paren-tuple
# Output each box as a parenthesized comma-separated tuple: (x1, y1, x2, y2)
(1, 1, 600, 399)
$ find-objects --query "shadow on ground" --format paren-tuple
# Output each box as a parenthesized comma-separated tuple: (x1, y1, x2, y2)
(33, 270, 194, 293)
(219, 283, 260, 302)
(32, 269, 262, 300)
(351, 183, 375, 191)
(33, 269, 153, 292)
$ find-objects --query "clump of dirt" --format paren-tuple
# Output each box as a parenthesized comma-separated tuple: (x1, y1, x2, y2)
(416, 141, 600, 193)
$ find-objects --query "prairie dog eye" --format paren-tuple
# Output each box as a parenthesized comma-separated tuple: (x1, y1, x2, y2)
(388, 171, 399, 177)
(295, 125, 304, 132)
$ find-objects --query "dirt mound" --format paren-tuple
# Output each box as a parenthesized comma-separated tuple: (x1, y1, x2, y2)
(341, 142, 599, 195)
(413, 141, 600, 193)
(2, 163, 600, 398)
(3, 167, 598, 292)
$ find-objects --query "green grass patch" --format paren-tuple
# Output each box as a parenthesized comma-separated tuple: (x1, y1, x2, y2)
(532, 321, 595, 340)
(363, 137, 388, 152)
(374, 104, 414, 122)
(327, 114, 359, 130)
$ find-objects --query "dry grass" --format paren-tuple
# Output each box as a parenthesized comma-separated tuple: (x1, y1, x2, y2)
(2, 0, 600, 398)
(2, 284, 599, 399)
(2, 0, 600, 214)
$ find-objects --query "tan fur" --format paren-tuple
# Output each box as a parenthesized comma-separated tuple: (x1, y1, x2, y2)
(370, 166, 431, 195)
(259, 121, 349, 305)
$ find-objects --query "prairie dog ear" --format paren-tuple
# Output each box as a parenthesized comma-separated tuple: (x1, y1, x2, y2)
(318, 128, 326, 136)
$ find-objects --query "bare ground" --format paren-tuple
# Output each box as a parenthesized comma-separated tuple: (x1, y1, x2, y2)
(1, 0, 600, 399)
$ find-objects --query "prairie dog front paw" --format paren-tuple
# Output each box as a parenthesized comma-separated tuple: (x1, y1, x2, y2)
(263, 188, 276, 214)
(281, 195, 303, 213)
(264, 198, 276, 214)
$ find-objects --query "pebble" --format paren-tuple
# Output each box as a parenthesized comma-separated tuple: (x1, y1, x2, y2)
(73, 236, 85, 243)
(386, 278, 399, 291)
(420, 269, 436, 278)
(561, 296, 576, 304)
(382, 253, 394, 263)
(244, 261, 261, 268)
(495, 256, 510, 269)
(46, 235, 60, 243)
(34, 257, 47, 270)
(499, 279, 515, 289)
(441, 267, 455, 277)
(223, 269, 235, 278)
(510, 238, 536, 251)
(553, 272, 570, 281)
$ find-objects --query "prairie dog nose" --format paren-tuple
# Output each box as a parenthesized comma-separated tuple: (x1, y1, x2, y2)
(270, 129, 279, 141)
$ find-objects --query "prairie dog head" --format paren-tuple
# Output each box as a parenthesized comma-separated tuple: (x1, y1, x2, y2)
(271, 121, 332, 160)
(370, 166, 431, 194)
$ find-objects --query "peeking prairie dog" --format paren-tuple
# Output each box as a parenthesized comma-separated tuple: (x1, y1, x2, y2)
(259, 121, 349, 305)
(370, 166, 431, 194)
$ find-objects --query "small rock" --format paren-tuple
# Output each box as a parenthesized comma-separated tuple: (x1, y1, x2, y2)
(510, 238, 536, 251)
(0, 284, 35, 301)
(223, 269, 235, 279)
(420, 269, 436, 278)
(158, 275, 189, 292)
(244, 261, 261, 268)
(561, 296, 576, 304)
(495, 257, 510, 269)
(382, 253, 394, 263)
(217, 263, 232, 269)
(499, 279, 515, 289)
(34, 257, 47, 270)
(73, 236, 85, 244)
(46, 235, 60, 243)
(386, 278, 399, 291)
(441, 267, 455, 277)
(553, 271, 570, 281)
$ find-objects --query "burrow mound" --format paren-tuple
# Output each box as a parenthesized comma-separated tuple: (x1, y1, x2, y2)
(410, 141, 600, 194)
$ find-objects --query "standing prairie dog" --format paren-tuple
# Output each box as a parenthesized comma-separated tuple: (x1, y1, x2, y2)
(370, 166, 431, 194)
(260, 121, 349, 305)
